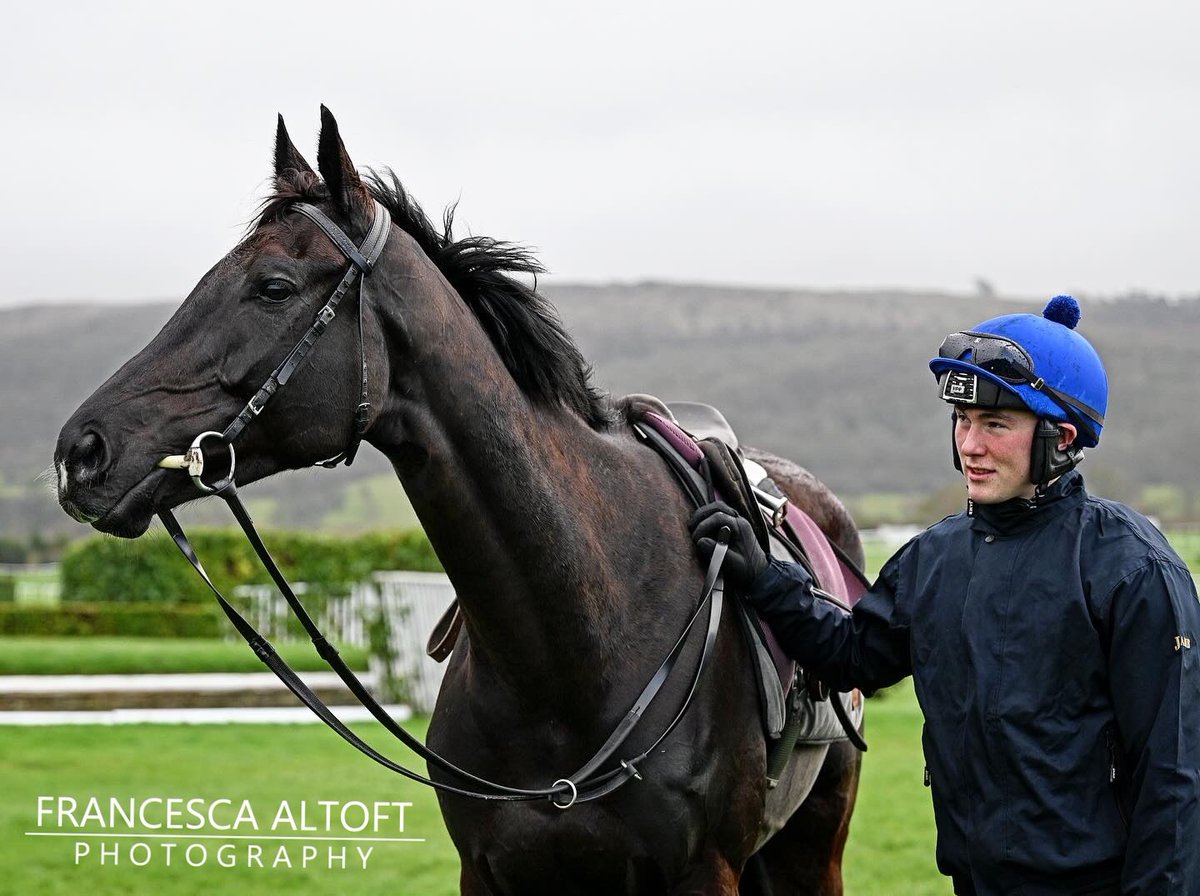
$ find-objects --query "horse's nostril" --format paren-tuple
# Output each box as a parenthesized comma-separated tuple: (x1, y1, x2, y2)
(68, 430, 111, 483)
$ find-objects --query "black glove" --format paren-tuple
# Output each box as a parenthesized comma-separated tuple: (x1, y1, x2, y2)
(688, 501, 769, 589)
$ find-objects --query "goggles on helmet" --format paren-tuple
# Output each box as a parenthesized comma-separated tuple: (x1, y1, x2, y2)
(936, 329, 1105, 442)
(937, 331, 1041, 386)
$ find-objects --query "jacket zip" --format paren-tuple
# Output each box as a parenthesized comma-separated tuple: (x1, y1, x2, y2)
(1103, 724, 1130, 830)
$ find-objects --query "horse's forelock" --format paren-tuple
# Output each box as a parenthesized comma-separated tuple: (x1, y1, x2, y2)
(252, 170, 329, 233)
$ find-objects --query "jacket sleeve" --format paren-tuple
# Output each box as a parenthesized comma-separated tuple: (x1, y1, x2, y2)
(744, 547, 914, 694)
(1104, 559, 1200, 894)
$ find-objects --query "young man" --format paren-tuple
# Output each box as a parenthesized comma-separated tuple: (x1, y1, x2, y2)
(691, 296, 1200, 895)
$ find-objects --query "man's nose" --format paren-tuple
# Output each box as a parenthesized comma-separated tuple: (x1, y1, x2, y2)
(958, 425, 985, 457)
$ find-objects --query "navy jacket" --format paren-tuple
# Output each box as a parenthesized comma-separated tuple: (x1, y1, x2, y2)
(749, 472, 1200, 894)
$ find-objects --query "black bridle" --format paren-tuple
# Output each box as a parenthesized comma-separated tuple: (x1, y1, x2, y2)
(157, 200, 391, 491)
(156, 199, 731, 808)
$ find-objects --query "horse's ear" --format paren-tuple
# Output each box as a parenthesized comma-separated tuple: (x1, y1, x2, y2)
(274, 115, 314, 181)
(317, 105, 369, 214)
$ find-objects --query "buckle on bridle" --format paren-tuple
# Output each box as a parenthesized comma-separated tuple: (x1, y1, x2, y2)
(158, 431, 237, 493)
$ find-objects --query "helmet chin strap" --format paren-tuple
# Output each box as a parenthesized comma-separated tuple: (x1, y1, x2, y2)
(1030, 417, 1083, 485)
(949, 410, 1083, 491)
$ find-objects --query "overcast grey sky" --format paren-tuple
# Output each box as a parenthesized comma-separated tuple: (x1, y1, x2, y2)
(2, 1, 1197, 307)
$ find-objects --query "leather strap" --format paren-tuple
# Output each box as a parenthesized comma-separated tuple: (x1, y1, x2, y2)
(159, 486, 730, 806)
(632, 422, 710, 505)
(426, 599, 463, 662)
(223, 200, 389, 451)
(1003, 357, 1105, 438)
(159, 505, 551, 801)
(293, 203, 384, 274)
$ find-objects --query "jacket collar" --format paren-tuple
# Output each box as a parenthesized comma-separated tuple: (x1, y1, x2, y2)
(969, 469, 1086, 535)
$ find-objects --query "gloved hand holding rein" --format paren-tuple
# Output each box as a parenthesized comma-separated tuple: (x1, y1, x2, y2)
(688, 501, 770, 589)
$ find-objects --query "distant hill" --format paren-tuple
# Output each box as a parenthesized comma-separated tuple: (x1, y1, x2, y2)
(3, 286, 1197, 539)
(548, 284, 1198, 504)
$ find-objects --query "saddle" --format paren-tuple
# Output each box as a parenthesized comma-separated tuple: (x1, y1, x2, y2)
(627, 399, 867, 771)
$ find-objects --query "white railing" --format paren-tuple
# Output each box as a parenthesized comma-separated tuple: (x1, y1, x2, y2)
(0, 563, 62, 604)
(232, 571, 457, 713)
(362, 571, 457, 714)
(231, 582, 369, 646)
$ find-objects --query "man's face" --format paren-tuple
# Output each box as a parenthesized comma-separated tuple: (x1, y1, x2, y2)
(953, 406, 1038, 503)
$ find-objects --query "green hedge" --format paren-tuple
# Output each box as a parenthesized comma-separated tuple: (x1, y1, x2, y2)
(0, 602, 222, 637)
(0, 576, 15, 603)
(61, 528, 441, 604)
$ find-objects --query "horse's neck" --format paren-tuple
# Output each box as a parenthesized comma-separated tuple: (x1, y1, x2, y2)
(368, 281, 677, 690)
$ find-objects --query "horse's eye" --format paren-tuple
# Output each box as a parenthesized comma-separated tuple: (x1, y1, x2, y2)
(257, 279, 294, 303)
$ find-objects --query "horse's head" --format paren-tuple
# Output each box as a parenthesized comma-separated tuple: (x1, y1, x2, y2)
(55, 108, 391, 537)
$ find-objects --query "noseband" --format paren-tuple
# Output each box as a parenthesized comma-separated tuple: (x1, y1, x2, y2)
(153, 199, 734, 807)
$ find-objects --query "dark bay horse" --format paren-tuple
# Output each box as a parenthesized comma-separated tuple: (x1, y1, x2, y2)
(55, 109, 863, 895)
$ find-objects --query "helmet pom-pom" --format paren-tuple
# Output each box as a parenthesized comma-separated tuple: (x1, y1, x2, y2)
(1043, 294, 1081, 330)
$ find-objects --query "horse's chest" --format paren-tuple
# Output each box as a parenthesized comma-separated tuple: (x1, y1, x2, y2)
(443, 799, 688, 894)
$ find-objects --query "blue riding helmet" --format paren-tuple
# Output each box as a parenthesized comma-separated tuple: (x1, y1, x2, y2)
(928, 295, 1108, 448)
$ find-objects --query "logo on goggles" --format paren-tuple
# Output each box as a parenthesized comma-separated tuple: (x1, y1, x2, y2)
(940, 370, 979, 404)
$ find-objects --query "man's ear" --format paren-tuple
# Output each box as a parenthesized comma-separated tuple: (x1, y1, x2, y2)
(1058, 422, 1078, 450)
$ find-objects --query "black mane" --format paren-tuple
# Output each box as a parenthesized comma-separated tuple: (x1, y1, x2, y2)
(254, 170, 612, 430)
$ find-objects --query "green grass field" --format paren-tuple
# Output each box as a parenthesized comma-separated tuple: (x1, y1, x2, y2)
(11, 524, 1189, 893)
(844, 681, 944, 894)
(0, 683, 942, 894)
(1, 719, 458, 896)
(0, 636, 370, 676)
